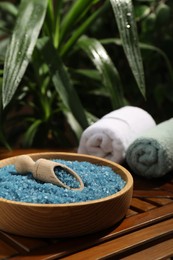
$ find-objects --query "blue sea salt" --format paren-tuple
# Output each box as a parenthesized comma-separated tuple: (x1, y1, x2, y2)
(0, 159, 126, 204)
(54, 166, 80, 189)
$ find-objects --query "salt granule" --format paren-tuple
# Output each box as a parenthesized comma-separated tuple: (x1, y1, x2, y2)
(0, 159, 126, 204)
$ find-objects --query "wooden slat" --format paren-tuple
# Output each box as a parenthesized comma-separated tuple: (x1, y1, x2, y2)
(121, 238, 173, 260)
(10, 203, 173, 260)
(0, 231, 49, 253)
(130, 198, 156, 212)
(125, 209, 138, 217)
(160, 182, 173, 192)
(0, 148, 76, 160)
(133, 190, 173, 199)
(0, 239, 18, 258)
(62, 218, 173, 259)
(143, 197, 173, 206)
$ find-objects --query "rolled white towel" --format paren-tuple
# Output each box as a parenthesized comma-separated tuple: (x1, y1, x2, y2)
(78, 106, 156, 163)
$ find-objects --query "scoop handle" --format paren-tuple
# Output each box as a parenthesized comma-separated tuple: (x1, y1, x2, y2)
(15, 155, 35, 174)
(15, 155, 84, 190)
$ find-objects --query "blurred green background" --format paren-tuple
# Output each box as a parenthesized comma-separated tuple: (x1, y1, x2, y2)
(0, 0, 173, 149)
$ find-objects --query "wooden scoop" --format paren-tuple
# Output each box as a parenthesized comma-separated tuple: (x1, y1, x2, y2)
(15, 155, 84, 191)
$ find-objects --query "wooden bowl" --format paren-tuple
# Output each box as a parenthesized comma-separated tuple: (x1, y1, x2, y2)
(0, 152, 133, 238)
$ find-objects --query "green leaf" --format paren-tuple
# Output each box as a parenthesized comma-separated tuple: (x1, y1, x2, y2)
(2, 0, 48, 108)
(60, 1, 109, 57)
(72, 69, 100, 81)
(0, 77, 10, 149)
(0, 2, 18, 16)
(23, 119, 42, 147)
(53, 0, 63, 48)
(59, 0, 96, 45)
(65, 111, 83, 140)
(101, 38, 173, 86)
(77, 36, 124, 109)
(109, 0, 146, 97)
(138, 43, 173, 84)
(0, 38, 9, 61)
(37, 37, 89, 129)
(134, 5, 150, 21)
(0, 130, 11, 150)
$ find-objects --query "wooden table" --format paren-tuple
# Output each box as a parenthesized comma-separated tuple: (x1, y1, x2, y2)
(0, 149, 173, 259)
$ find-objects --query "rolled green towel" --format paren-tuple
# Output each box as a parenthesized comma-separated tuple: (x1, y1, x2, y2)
(126, 118, 173, 178)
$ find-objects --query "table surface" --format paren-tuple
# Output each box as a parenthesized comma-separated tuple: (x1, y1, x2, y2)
(0, 148, 173, 260)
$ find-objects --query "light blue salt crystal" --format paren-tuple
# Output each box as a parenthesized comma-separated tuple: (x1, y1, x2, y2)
(0, 159, 126, 204)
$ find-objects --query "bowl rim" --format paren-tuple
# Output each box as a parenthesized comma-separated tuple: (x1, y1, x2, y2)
(0, 152, 133, 207)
